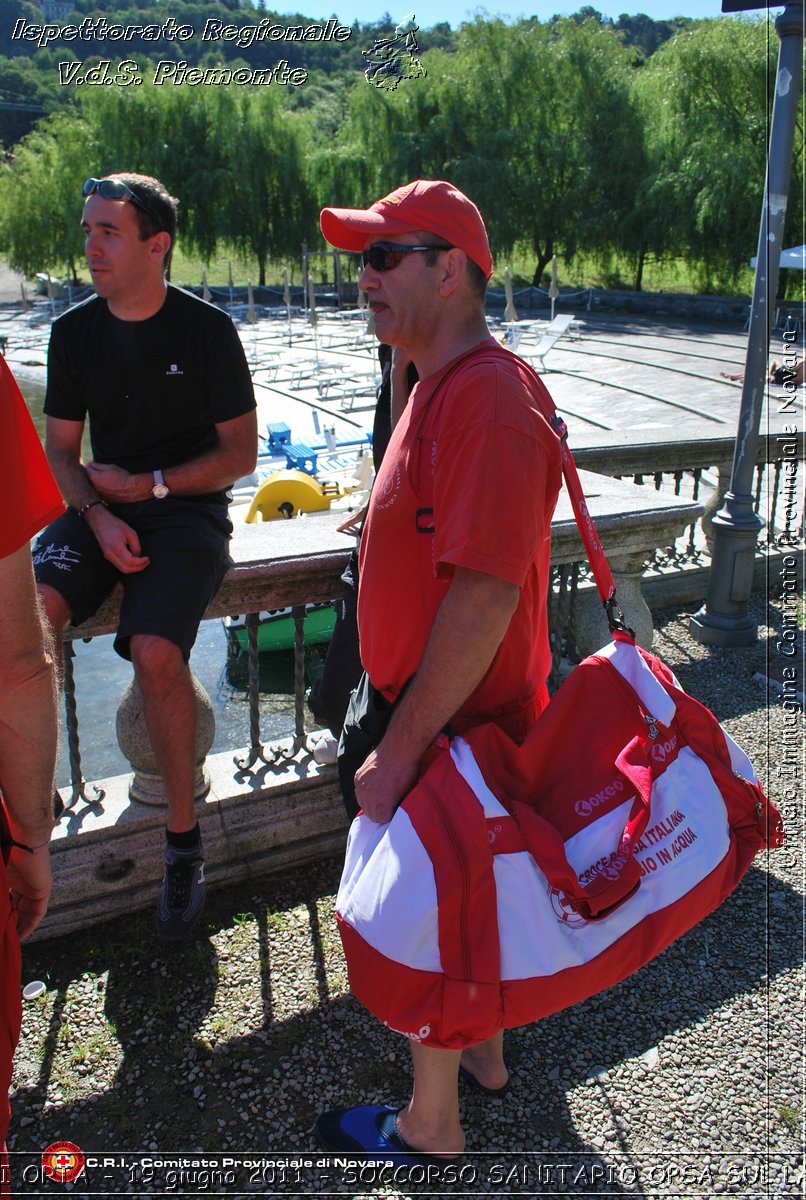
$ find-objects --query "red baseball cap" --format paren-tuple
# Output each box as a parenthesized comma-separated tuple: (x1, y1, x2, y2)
(320, 179, 494, 280)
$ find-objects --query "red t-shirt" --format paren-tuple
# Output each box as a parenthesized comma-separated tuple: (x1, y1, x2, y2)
(0, 354, 63, 1164)
(358, 340, 562, 738)
(0, 355, 64, 558)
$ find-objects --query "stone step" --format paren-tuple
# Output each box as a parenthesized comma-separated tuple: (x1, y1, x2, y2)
(39, 741, 347, 942)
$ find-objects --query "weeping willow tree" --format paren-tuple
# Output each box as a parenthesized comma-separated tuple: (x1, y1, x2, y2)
(331, 16, 644, 287)
(1, 14, 798, 295)
(216, 90, 313, 287)
(0, 112, 95, 281)
(632, 16, 801, 292)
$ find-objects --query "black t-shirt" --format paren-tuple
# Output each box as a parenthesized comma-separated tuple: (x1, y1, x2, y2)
(45, 285, 255, 495)
(373, 343, 418, 471)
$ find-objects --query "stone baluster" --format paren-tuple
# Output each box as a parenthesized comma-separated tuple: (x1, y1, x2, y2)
(701, 460, 734, 555)
(572, 549, 655, 659)
(116, 673, 215, 807)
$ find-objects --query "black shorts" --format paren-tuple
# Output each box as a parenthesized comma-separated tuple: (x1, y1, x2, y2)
(33, 499, 232, 661)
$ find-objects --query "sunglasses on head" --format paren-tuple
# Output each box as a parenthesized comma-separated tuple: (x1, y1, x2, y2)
(361, 241, 453, 272)
(82, 177, 160, 226)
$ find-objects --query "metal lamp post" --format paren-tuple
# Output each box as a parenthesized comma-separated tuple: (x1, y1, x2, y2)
(690, 0, 804, 646)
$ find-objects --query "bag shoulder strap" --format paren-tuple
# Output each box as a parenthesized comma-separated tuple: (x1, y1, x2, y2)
(409, 344, 505, 532)
(505, 353, 623, 619)
(411, 342, 629, 632)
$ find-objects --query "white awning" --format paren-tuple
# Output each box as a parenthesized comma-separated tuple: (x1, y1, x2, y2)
(750, 244, 806, 269)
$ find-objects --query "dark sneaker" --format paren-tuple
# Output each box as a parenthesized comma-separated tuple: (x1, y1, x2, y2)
(156, 842, 206, 940)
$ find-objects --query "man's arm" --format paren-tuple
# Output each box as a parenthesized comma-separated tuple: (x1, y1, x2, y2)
(86, 410, 259, 503)
(354, 565, 519, 824)
(0, 545, 58, 938)
(45, 415, 99, 514)
(46, 417, 149, 574)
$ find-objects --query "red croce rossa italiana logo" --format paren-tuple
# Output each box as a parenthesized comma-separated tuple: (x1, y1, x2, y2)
(42, 1141, 85, 1184)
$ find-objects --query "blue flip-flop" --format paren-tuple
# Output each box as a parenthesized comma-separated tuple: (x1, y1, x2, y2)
(315, 1104, 455, 1168)
(458, 1065, 510, 1097)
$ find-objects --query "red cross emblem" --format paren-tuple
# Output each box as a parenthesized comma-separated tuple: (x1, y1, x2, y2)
(42, 1141, 85, 1183)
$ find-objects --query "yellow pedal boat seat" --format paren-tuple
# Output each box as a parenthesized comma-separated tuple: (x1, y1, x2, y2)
(245, 470, 341, 522)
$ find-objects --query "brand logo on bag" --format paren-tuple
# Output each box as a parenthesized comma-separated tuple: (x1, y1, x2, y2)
(383, 1020, 432, 1042)
(574, 779, 624, 818)
(650, 734, 679, 765)
(579, 848, 631, 886)
(601, 851, 629, 882)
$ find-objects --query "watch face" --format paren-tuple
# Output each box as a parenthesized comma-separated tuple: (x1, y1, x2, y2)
(152, 484, 169, 499)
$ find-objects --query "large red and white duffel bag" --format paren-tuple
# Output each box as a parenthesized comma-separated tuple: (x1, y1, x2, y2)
(335, 380, 784, 1050)
(336, 634, 784, 1049)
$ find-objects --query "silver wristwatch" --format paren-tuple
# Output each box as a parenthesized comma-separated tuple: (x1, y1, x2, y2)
(151, 469, 169, 500)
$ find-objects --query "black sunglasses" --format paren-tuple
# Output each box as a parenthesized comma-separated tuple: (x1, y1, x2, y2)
(82, 177, 160, 226)
(361, 241, 453, 272)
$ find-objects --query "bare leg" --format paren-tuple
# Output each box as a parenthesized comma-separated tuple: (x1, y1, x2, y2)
(36, 584, 72, 680)
(129, 634, 197, 833)
(395, 1042, 465, 1156)
(460, 1030, 508, 1090)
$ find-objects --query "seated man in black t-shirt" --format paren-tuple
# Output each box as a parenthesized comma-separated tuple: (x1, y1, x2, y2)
(33, 173, 258, 940)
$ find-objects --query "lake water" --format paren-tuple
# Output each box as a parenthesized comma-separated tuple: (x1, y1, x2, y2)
(16, 370, 302, 788)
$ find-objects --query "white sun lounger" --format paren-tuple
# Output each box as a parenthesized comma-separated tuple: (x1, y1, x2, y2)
(523, 313, 579, 370)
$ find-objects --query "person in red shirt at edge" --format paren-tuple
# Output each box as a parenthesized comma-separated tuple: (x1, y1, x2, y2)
(0, 355, 64, 1195)
(315, 180, 562, 1161)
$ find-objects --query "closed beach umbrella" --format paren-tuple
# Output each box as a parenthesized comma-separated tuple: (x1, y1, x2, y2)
(202, 269, 211, 303)
(283, 267, 292, 345)
(308, 274, 320, 361)
(307, 275, 317, 328)
(247, 279, 257, 323)
(548, 256, 559, 320)
(503, 267, 518, 323)
(363, 284, 375, 336)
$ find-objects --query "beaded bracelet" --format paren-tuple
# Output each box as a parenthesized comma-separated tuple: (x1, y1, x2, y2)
(77, 499, 108, 519)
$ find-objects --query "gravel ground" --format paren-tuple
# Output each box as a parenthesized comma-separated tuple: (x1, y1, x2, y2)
(7, 592, 804, 1199)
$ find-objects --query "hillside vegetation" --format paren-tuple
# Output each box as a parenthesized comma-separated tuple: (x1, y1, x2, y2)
(0, 4, 801, 295)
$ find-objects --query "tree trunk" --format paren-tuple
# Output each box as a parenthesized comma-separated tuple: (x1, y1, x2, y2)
(633, 245, 647, 292)
(531, 246, 553, 289)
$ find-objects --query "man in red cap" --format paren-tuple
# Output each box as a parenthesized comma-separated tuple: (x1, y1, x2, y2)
(316, 181, 562, 1160)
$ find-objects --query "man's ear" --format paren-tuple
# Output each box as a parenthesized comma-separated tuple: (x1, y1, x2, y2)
(437, 247, 468, 298)
(149, 231, 171, 263)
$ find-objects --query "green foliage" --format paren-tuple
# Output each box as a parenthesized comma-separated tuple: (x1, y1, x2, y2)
(614, 12, 693, 59)
(0, 8, 799, 296)
(334, 17, 644, 285)
(217, 91, 314, 285)
(633, 16, 802, 290)
(0, 80, 314, 282)
(0, 111, 93, 279)
(0, 56, 49, 146)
